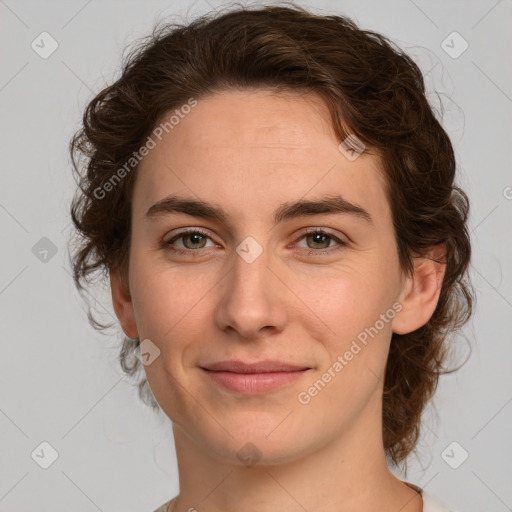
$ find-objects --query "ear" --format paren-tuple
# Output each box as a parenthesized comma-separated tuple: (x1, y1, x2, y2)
(110, 267, 138, 339)
(392, 243, 447, 335)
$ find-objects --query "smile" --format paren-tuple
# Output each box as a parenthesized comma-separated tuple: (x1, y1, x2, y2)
(201, 368, 311, 394)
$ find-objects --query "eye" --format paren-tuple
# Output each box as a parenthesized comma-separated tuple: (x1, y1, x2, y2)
(163, 227, 347, 257)
(164, 228, 217, 256)
(294, 228, 347, 256)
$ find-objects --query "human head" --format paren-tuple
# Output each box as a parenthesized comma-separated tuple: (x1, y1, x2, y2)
(69, 2, 473, 467)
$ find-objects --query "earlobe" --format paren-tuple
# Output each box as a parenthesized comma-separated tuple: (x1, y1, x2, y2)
(391, 243, 447, 335)
(110, 268, 139, 339)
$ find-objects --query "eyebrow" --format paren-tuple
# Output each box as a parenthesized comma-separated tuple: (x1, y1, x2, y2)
(145, 194, 373, 227)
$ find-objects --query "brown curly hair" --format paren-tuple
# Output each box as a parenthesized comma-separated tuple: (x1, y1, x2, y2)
(68, 1, 474, 468)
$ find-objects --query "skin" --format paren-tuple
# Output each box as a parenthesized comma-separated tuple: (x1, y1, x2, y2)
(111, 88, 445, 512)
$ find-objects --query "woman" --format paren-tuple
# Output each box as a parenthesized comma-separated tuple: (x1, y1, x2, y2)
(69, 4, 473, 511)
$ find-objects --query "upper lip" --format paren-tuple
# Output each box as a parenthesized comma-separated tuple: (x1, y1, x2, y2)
(201, 360, 311, 373)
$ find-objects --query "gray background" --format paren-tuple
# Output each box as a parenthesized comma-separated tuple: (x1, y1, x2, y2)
(1, 0, 511, 511)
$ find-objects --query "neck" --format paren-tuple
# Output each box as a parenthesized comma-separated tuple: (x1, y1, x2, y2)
(169, 391, 422, 512)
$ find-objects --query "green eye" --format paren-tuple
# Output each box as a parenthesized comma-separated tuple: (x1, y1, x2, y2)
(295, 228, 347, 256)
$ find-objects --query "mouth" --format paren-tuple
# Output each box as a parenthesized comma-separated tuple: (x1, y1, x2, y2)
(200, 360, 312, 394)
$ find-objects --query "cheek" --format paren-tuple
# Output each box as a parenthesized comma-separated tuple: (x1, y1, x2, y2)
(301, 275, 396, 417)
(310, 261, 397, 338)
(129, 248, 218, 360)
(133, 271, 205, 338)
(305, 262, 398, 395)
(320, 290, 393, 373)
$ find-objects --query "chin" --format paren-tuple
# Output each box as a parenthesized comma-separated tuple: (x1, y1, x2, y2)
(191, 414, 318, 467)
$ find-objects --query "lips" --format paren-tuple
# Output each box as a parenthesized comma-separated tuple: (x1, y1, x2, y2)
(200, 360, 312, 394)
(201, 360, 311, 373)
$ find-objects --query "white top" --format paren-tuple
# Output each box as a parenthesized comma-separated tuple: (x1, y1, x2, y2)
(152, 481, 453, 511)
(405, 481, 453, 511)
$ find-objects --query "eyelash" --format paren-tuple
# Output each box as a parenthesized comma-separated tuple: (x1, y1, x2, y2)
(163, 227, 347, 257)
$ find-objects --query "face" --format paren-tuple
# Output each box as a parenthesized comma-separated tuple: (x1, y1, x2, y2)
(113, 88, 412, 465)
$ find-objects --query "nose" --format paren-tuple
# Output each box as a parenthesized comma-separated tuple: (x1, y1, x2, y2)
(213, 247, 288, 340)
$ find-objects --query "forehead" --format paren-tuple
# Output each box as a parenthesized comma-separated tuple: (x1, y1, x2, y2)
(133, 88, 390, 227)
(178, 88, 336, 145)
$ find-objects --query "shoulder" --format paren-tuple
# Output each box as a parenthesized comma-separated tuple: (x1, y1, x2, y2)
(403, 481, 454, 512)
(421, 489, 454, 512)
(152, 488, 457, 512)
(152, 498, 175, 512)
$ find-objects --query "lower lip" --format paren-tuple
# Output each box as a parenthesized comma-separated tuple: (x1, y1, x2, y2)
(202, 369, 310, 394)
